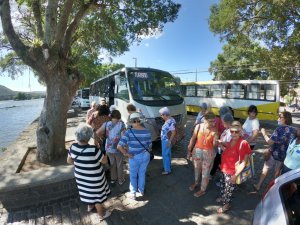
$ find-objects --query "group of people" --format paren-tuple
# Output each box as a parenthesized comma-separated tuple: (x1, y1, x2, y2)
(67, 101, 176, 221)
(67, 100, 300, 220)
(188, 102, 300, 213)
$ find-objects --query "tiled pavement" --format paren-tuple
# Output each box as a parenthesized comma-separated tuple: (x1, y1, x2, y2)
(2, 111, 298, 225)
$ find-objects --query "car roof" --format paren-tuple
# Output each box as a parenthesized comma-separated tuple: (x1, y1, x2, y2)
(275, 168, 300, 185)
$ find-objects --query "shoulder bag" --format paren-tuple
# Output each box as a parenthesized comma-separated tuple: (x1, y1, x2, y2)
(129, 129, 154, 161)
(235, 141, 255, 185)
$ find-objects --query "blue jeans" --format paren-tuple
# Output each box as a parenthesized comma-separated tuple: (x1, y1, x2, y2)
(162, 139, 172, 173)
(129, 151, 150, 194)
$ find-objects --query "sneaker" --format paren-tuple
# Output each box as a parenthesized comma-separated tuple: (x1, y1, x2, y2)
(118, 179, 125, 185)
(215, 181, 221, 187)
(128, 193, 136, 200)
(162, 171, 171, 175)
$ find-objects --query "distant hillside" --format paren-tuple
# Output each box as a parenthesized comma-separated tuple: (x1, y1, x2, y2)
(0, 85, 15, 100)
(0, 85, 46, 100)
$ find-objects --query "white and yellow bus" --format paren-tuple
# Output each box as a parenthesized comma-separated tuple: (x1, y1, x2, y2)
(90, 67, 187, 141)
(181, 80, 280, 121)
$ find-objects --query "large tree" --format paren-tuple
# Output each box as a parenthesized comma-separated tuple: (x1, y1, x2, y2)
(0, 0, 180, 163)
(209, 0, 300, 80)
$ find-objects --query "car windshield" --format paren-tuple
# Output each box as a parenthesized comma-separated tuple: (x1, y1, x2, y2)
(128, 70, 181, 101)
(82, 89, 89, 99)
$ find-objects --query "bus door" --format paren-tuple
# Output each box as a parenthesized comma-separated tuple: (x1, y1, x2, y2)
(114, 73, 130, 122)
(108, 77, 115, 106)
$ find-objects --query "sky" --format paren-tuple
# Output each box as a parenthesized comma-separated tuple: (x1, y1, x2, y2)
(0, 0, 223, 92)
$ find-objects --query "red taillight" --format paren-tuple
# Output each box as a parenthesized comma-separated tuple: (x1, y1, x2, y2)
(262, 179, 275, 200)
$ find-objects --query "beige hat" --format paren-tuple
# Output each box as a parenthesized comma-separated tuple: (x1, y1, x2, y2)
(230, 121, 242, 131)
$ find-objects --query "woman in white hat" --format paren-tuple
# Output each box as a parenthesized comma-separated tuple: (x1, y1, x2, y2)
(117, 112, 152, 200)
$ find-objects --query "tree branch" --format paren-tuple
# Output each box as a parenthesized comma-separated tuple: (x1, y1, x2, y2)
(31, 0, 44, 39)
(55, 0, 75, 45)
(0, 0, 34, 67)
(44, 0, 59, 45)
(62, 1, 94, 57)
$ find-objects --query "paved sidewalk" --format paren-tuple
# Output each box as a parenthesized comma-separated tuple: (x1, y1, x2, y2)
(1, 110, 299, 225)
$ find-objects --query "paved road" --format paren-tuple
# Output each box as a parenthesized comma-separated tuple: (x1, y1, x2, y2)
(2, 111, 297, 225)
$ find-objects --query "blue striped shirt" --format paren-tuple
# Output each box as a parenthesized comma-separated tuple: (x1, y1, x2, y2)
(118, 129, 152, 155)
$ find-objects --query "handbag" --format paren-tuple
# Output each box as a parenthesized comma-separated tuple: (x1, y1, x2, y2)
(129, 129, 154, 161)
(235, 141, 255, 185)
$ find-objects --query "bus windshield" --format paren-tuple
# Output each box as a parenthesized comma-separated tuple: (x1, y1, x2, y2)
(128, 70, 182, 102)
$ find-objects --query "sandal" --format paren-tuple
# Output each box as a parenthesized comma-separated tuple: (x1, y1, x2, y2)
(189, 183, 198, 191)
(98, 210, 111, 221)
(193, 190, 206, 197)
(217, 204, 230, 214)
(215, 197, 222, 203)
(87, 205, 95, 212)
(253, 184, 260, 191)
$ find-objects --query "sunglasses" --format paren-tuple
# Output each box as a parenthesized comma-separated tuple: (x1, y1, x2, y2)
(230, 130, 240, 134)
(132, 120, 140, 123)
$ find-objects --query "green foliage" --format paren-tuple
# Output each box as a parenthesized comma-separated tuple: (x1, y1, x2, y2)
(1, 0, 180, 85)
(209, 0, 300, 81)
(79, 61, 125, 88)
(14, 92, 28, 100)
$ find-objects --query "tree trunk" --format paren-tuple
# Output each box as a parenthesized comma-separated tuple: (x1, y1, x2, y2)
(36, 72, 75, 163)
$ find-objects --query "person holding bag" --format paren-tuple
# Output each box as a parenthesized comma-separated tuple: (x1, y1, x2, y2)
(67, 124, 111, 221)
(187, 112, 218, 198)
(254, 111, 297, 191)
(97, 110, 126, 186)
(216, 121, 251, 214)
(117, 112, 152, 200)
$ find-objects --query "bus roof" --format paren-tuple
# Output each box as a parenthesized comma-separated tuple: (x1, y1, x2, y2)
(181, 80, 280, 85)
(90, 67, 172, 85)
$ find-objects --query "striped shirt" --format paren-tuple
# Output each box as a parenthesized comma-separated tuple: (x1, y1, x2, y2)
(69, 143, 110, 204)
(118, 129, 152, 155)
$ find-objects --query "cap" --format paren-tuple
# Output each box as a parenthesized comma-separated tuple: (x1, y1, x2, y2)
(222, 112, 234, 123)
(230, 121, 242, 131)
(159, 107, 170, 116)
(109, 105, 117, 112)
(129, 112, 142, 121)
(200, 102, 208, 110)
(219, 106, 230, 117)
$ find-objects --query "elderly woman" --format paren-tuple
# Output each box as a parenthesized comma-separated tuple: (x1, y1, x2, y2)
(159, 107, 176, 175)
(254, 111, 297, 190)
(242, 105, 260, 150)
(187, 112, 218, 197)
(67, 124, 111, 221)
(88, 104, 110, 147)
(210, 112, 234, 177)
(217, 121, 252, 213)
(117, 112, 152, 200)
(281, 127, 300, 174)
(194, 102, 208, 125)
(97, 110, 126, 185)
(86, 101, 97, 123)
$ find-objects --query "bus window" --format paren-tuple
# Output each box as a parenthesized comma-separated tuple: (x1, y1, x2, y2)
(247, 84, 264, 100)
(209, 84, 226, 98)
(115, 74, 129, 101)
(197, 85, 209, 97)
(227, 84, 245, 99)
(186, 86, 196, 96)
(265, 84, 276, 101)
